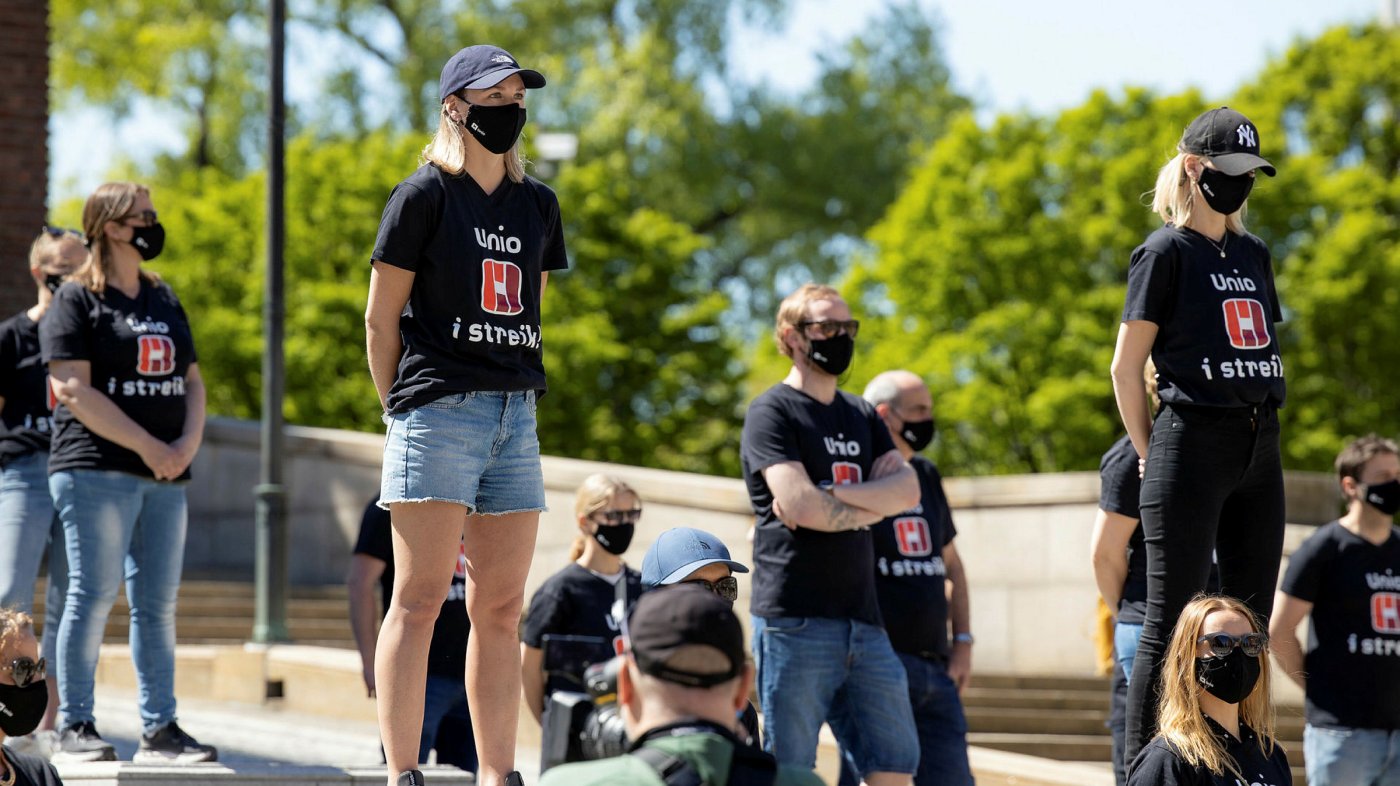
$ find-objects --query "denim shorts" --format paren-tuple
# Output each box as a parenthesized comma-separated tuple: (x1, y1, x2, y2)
(380, 390, 546, 515)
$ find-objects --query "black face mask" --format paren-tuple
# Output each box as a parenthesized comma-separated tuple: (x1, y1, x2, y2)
(807, 335, 854, 376)
(0, 679, 49, 737)
(1195, 648, 1260, 705)
(1363, 479, 1400, 516)
(460, 102, 527, 155)
(899, 418, 936, 452)
(1196, 168, 1254, 215)
(44, 273, 65, 294)
(593, 523, 635, 555)
(130, 223, 165, 261)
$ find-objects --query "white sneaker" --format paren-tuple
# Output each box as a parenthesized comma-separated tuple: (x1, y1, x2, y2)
(4, 729, 58, 760)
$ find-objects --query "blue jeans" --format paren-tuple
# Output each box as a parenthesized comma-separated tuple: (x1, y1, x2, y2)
(1305, 725, 1400, 786)
(837, 653, 974, 786)
(1114, 622, 1143, 683)
(50, 470, 188, 733)
(752, 615, 918, 776)
(422, 674, 476, 772)
(0, 452, 65, 669)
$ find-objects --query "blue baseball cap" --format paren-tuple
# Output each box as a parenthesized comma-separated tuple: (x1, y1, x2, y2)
(641, 527, 749, 589)
(439, 45, 546, 102)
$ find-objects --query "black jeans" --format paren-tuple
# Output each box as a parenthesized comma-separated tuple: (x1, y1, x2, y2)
(1123, 403, 1285, 763)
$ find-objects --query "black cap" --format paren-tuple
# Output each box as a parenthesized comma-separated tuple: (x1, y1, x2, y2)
(628, 584, 745, 688)
(1179, 107, 1276, 177)
(439, 45, 545, 102)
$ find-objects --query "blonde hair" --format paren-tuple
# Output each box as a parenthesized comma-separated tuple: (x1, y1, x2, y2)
(773, 283, 843, 358)
(1150, 152, 1248, 235)
(1155, 594, 1277, 781)
(422, 103, 528, 184)
(77, 182, 161, 294)
(567, 474, 640, 562)
(0, 607, 34, 657)
(28, 231, 85, 273)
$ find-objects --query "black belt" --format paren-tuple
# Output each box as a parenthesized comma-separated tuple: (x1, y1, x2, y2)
(912, 650, 948, 666)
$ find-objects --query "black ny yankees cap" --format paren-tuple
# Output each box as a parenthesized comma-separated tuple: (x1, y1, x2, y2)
(1180, 107, 1276, 177)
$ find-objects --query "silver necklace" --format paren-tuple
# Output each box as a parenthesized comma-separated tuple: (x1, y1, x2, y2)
(1203, 232, 1227, 258)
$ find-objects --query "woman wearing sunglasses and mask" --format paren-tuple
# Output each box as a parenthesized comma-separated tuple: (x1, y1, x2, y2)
(1111, 108, 1286, 764)
(39, 182, 213, 764)
(366, 43, 567, 786)
(0, 228, 86, 756)
(0, 608, 62, 784)
(520, 475, 644, 728)
(1127, 594, 1290, 786)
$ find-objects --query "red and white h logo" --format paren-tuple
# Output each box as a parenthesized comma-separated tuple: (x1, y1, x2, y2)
(1373, 592, 1400, 634)
(830, 461, 862, 486)
(481, 259, 524, 316)
(893, 517, 933, 557)
(136, 335, 176, 376)
(1222, 298, 1271, 350)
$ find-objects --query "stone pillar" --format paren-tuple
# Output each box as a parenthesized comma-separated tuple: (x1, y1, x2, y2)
(0, 0, 49, 317)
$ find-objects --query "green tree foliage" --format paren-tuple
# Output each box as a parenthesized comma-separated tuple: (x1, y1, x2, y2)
(836, 23, 1397, 476)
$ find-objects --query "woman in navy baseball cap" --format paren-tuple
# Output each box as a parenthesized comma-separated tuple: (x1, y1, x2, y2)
(1110, 106, 1285, 770)
(366, 43, 567, 786)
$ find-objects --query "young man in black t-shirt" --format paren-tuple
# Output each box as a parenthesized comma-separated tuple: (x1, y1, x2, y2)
(740, 284, 920, 786)
(1271, 435, 1400, 786)
(829, 369, 973, 786)
(348, 498, 476, 773)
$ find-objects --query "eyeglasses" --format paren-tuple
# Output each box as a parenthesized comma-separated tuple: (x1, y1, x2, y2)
(1, 656, 46, 688)
(42, 225, 83, 239)
(591, 508, 642, 527)
(1197, 632, 1268, 659)
(680, 576, 739, 603)
(117, 210, 158, 227)
(796, 319, 860, 339)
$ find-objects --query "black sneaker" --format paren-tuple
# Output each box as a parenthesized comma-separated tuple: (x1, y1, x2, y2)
(505, 772, 525, 786)
(52, 721, 117, 762)
(134, 721, 218, 763)
(396, 770, 425, 786)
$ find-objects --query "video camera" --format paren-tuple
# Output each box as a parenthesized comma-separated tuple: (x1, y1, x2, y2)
(539, 635, 632, 771)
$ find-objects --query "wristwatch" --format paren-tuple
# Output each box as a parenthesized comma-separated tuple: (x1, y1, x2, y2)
(953, 632, 975, 645)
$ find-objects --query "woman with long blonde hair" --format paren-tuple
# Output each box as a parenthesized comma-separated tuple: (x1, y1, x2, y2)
(1127, 594, 1290, 785)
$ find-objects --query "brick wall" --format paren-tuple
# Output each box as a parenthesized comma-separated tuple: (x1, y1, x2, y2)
(0, 0, 49, 317)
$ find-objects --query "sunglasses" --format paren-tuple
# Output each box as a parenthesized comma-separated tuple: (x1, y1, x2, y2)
(1197, 632, 1268, 659)
(1, 656, 46, 688)
(118, 210, 159, 227)
(42, 225, 83, 239)
(591, 508, 642, 527)
(681, 576, 739, 603)
(797, 319, 860, 339)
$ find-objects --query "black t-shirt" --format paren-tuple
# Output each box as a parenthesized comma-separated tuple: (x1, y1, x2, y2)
(740, 383, 895, 625)
(1100, 435, 1149, 624)
(870, 455, 958, 658)
(1279, 520, 1400, 730)
(0, 312, 53, 467)
(39, 280, 198, 480)
(1127, 720, 1291, 786)
(1122, 226, 1285, 409)
(371, 164, 569, 413)
(352, 498, 470, 680)
(521, 562, 643, 697)
(3, 749, 62, 786)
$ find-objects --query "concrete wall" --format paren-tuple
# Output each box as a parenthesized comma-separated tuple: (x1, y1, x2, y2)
(187, 417, 1342, 675)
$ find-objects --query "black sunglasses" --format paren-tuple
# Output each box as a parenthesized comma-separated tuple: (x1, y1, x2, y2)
(1, 656, 46, 688)
(1197, 632, 1268, 659)
(118, 210, 159, 227)
(681, 576, 739, 603)
(796, 319, 860, 339)
(42, 225, 83, 239)
(592, 508, 642, 527)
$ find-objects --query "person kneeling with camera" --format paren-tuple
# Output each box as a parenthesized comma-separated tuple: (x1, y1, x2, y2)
(539, 585, 823, 786)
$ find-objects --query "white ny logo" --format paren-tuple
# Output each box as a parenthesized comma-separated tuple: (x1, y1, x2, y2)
(1236, 124, 1257, 148)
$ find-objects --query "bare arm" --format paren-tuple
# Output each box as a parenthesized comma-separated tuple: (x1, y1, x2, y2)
(48, 359, 182, 479)
(366, 262, 414, 410)
(346, 554, 387, 697)
(521, 644, 546, 725)
(169, 362, 206, 476)
(541, 271, 549, 299)
(1090, 509, 1138, 614)
(944, 541, 972, 692)
(828, 451, 920, 516)
(1268, 591, 1312, 691)
(1110, 321, 1158, 461)
(762, 461, 885, 532)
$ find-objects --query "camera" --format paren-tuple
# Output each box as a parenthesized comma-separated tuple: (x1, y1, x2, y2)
(539, 637, 632, 771)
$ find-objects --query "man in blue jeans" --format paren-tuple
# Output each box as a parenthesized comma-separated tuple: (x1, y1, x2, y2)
(740, 284, 920, 786)
(1271, 435, 1400, 786)
(835, 369, 974, 786)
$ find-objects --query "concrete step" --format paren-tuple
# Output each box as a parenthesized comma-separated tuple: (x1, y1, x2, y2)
(966, 706, 1109, 736)
(961, 686, 1108, 712)
(968, 732, 1111, 762)
(970, 673, 1110, 693)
